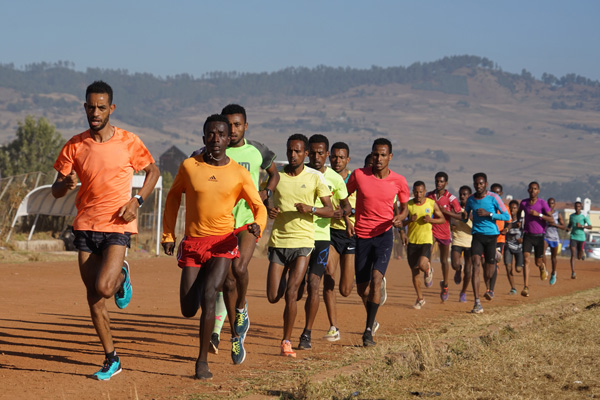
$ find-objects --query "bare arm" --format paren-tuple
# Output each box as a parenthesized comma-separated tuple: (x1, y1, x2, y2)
(51, 171, 78, 198)
(118, 163, 160, 223)
(260, 162, 280, 202)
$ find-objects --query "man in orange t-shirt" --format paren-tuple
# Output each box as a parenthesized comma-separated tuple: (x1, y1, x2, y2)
(161, 114, 266, 380)
(52, 81, 160, 381)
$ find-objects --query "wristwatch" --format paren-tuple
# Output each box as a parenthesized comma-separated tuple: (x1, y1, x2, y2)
(265, 188, 272, 198)
(311, 206, 316, 214)
(134, 194, 144, 208)
(489, 212, 493, 218)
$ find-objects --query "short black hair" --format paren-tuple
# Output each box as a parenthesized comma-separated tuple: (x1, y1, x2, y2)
(459, 185, 472, 194)
(413, 180, 426, 189)
(330, 142, 349, 155)
(548, 197, 555, 203)
(529, 181, 540, 189)
(372, 138, 392, 153)
(509, 199, 519, 208)
(364, 153, 374, 167)
(491, 183, 503, 192)
(86, 81, 113, 104)
(309, 134, 329, 149)
(287, 133, 309, 151)
(221, 104, 247, 123)
(435, 171, 448, 181)
(473, 172, 487, 182)
(575, 201, 582, 206)
(203, 114, 231, 135)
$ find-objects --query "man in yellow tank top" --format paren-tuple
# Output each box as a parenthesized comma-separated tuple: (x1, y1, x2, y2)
(402, 181, 444, 309)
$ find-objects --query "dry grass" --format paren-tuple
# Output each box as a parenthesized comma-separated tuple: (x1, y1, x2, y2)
(200, 288, 600, 400)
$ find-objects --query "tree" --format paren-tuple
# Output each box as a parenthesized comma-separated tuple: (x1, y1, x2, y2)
(0, 115, 65, 177)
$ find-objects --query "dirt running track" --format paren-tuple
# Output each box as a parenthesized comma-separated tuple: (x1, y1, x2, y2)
(1, 254, 599, 399)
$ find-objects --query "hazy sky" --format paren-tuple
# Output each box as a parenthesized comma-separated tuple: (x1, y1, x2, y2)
(2, 0, 599, 81)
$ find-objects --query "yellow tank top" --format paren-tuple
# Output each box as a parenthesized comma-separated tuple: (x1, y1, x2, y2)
(407, 198, 435, 244)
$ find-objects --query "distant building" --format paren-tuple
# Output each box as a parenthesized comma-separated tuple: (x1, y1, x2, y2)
(159, 144, 198, 177)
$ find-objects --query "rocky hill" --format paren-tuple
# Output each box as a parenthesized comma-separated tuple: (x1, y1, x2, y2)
(0, 56, 598, 198)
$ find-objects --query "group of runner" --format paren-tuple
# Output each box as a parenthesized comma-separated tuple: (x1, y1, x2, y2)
(52, 81, 593, 382)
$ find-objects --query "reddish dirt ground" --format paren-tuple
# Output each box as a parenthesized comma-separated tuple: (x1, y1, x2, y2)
(1, 254, 599, 399)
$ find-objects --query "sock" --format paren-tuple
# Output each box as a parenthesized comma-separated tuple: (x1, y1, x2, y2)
(365, 301, 379, 331)
(105, 350, 118, 362)
(213, 292, 226, 337)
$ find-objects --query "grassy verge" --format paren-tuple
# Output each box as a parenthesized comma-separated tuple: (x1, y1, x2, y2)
(202, 287, 600, 399)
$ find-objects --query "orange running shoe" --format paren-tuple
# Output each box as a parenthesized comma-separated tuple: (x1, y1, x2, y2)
(280, 340, 296, 358)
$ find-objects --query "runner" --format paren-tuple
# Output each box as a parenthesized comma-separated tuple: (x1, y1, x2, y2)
(299, 135, 351, 350)
(504, 200, 523, 294)
(52, 81, 160, 380)
(517, 181, 553, 297)
(266, 134, 333, 358)
(346, 138, 409, 346)
(567, 201, 593, 279)
(544, 197, 566, 285)
(426, 172, 462, 302)
(161, 114, 267, 379)
(404, 181, 444, 309)
(486, 183, 508, 300)
(205, 104, 280, 360)
(450, 185, 473, 302)
(323, 142, 356, 342)
(463, 173, 510, 313)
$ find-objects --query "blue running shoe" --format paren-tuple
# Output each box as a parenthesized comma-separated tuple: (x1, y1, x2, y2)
(234, 304, 249, 338)
(549, 272, 557, 286)
(115, 261, 132, 309)
(93, 357, 122, 381)
(231, 336, 246, 365)
(471, 301, 484, 314)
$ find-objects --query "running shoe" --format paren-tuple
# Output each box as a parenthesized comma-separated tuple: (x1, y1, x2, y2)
(362, 330, 376, 347)
(540, 266, 548, 281)
(231, 336, 246, 365)
(93, 357, 122, 381)
(373, 321, 380, 335)
(323, 326, 340, 342)
(471, 301, 484, 314)
(521, 286, 529, 297)
(209, 333, 220, 355)
(235, 304, 250, 339)
(440, 281, 449, 302)
(413, 298, 426, 310)
(549, 272, 557, 286)
(298, 333, 312, 350)
(484, 290, 494, 301)
(114, 261, 132, 309)
(571, 272, 577, 279)
(509, 288, 517, 295)
(459, 292, 467, 303)
(280, 340, 296, 358)
(380, 277, 388, 306)
(454, 266, 462, 285)
(424, 265, 433, 288)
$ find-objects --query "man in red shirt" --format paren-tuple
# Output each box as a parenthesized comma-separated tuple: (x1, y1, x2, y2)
(426, 172, 462, 302)
(346, 138, 409, 347)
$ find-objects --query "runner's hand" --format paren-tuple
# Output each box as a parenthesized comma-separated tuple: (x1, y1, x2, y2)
(118, 199, 138, 222)
(333, 206, 344, 219)
(64, 171, 78, 190)
(248, 223, 261, 238)
(162, 242, 175, 256)
(268, 207, 281, 219)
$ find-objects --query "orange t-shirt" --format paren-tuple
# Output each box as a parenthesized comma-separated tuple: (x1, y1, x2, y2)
(161, 155, 267, 242)
(53, 128, 155, 234)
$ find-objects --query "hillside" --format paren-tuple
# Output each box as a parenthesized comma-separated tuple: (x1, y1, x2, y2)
(0, 56, 599, 200)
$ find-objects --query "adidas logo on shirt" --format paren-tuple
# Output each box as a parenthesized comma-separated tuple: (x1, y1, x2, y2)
(209, 175, 218, 182)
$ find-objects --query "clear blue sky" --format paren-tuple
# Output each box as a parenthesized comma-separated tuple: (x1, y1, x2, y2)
(2, 0, 599, 81)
